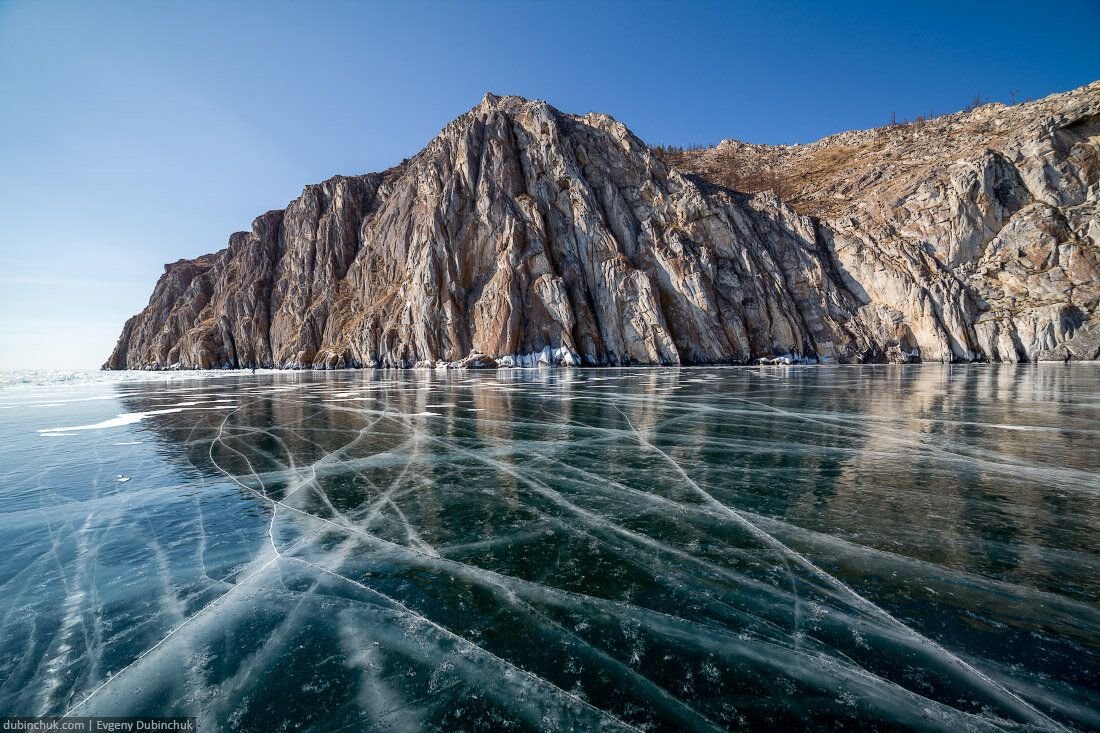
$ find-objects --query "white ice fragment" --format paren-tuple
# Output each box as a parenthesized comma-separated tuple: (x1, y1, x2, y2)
(485, 345, 581, 369)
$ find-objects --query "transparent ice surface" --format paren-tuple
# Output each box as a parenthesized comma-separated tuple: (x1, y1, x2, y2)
(1, 366, 1098, 731)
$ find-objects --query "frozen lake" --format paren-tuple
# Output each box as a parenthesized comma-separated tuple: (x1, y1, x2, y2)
(1, 366, 1098, 731)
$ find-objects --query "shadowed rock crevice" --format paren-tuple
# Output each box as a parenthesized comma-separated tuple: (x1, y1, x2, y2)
(107, 82, 1100, 369)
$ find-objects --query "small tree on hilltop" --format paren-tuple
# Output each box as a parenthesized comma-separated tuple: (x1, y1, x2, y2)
(964, 91, 988, 112)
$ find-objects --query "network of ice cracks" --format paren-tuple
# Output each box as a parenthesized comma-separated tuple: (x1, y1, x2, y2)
(2, 366, 1099, 731)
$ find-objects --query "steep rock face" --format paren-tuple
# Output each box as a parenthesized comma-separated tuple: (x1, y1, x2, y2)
(665, 81, 1100, 363)
(108, 83, 1100, 369)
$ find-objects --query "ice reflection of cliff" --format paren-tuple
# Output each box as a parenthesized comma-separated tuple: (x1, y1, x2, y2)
(1, 367, 1097, 731)
(779, 366, 1100, 599)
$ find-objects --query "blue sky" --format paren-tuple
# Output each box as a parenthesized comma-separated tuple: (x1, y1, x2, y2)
(1, 0, 1097, 369)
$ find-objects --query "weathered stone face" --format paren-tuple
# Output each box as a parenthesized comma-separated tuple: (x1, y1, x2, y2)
(667, 82, 1100, 364)
(106, 83, 1100, 370)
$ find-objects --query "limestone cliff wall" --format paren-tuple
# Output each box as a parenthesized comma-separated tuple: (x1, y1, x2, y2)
(106, 83, 1100, 369)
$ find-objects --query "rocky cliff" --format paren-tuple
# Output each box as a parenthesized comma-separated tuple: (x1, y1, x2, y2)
(106, 83, 1100, 369)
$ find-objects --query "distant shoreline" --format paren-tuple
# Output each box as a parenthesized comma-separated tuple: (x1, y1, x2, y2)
(3, 361, 1096, 393)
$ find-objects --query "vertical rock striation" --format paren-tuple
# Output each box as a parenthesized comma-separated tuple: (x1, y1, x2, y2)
(107, 83, 1100, 369)
(666, 81, 1100, 363)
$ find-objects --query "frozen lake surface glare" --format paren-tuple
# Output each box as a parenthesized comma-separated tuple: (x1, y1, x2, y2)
(1, 366, 1098, 731)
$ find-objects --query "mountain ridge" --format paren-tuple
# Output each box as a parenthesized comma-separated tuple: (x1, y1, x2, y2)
(106, 82, 1100, 369)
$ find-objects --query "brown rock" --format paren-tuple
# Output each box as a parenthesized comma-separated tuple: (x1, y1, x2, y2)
(107, 83, 1100, 369)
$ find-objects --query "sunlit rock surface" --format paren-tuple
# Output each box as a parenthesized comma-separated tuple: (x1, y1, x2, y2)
(2, 366, 1099, 729)
(665, 81, 1100, 364)
(106, 82, 1100, 370)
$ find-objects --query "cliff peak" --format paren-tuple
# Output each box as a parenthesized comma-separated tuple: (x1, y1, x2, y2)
(107, 81, 1100, 370)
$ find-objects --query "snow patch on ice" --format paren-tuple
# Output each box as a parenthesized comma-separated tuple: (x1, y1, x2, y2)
(38, 408, 187, 434)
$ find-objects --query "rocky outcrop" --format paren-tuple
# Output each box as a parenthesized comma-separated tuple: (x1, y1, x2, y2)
(106, 83, 1100, 369)
(663, 82, 1100, 364)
